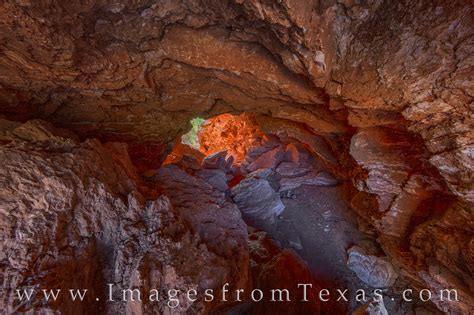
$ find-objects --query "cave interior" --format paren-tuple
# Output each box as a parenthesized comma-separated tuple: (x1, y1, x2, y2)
(0, 1, 472, 314)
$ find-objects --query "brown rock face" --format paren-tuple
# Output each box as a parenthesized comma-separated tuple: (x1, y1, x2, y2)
(196, 113, 473, 314)
(0, 1, 471, 202)
(199, 113, 265, 163)
(0, 1, 473, 314)
(246, 231, 345, 315)
(0, 121, 249, 314)
(349, 127, 446, 236)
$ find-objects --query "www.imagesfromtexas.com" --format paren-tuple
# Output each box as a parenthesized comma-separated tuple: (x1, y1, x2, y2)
(16, 283, 459, 308)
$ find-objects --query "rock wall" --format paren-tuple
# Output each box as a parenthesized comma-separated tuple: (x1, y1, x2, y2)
(0, 120, 249, 314)
(2, 0, 471, 230)
(0, 0, 471, 205)
(197, 113, 473, 314)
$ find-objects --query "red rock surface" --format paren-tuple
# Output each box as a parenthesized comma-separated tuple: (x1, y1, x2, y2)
(196, 113, 474, 314)
(246, 231, 346, 315)
(0, 120, 249, 314)
(0, 1, 472, 314)
(162, 139, 205, 166)
(198, 113, 265, 163)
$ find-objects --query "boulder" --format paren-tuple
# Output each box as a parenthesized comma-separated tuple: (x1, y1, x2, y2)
(161, 140, 205, 167)
(229, 176, 285, 224)
(201, 151, 230, 171)
(246, 146, 285, 172)
(347, 246, 398, 288)
(154, 164, 248, 263)
(283, 142, 312, 165)
(279, 170, 339, 192)
(246, 145, 275, 160)
(173, 154, 202, 172)
(246, 168, 281, 192)
(276, 161, 312, 177)
(195, 168, 229, 192)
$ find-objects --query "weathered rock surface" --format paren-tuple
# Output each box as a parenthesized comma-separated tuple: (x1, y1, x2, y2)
(1, 1, 471, 197)
(153, 164, 248, 269)
(0, 1, 473, 313)
(279, 170, 339, 192)
(352, 298, 388, 315)
(246, 230, 345, 314)
(349, 127, 449, 237)
(245, 168, 281, 192)
(347, 246, 398, 289)
(198, 111, 474, 314)
(201, 150, 232, 171)
(162, 140, 205, 166)
(229, 175, 285, 224)
(0, 0, 471, 199)
(276, 161, 312, 178)
(408, 200, 474, 315)
(195, 168, 229, 192)
(245, 146, 285, 173)
(199, 113, 265, 163)
(0, 120, 249, 314)
(350, 127, 424, 212)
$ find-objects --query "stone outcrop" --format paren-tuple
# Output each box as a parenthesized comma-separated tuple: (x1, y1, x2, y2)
(408, 200, 474, 315)
(0, 120, 249, 314)
(279, 169, 338, 192)
(349, 127, 446, 237)
(201, 151, 233, 171)
(152, 163, 248, 269)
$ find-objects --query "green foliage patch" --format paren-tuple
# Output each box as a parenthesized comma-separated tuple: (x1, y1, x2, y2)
(181, 117, 205, 149)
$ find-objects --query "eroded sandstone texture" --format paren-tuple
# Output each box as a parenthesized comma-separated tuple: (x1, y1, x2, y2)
(0, 0, 473, 314)
(0, 121, 249, 314)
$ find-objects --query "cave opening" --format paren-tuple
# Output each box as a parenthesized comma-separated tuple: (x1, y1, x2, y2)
(158, 112, 362, 313)
(181, 117, 206, 150)
(155, 111, 449, 314)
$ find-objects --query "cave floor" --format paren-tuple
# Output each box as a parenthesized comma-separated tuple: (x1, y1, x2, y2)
(255, 184, 374, 311)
